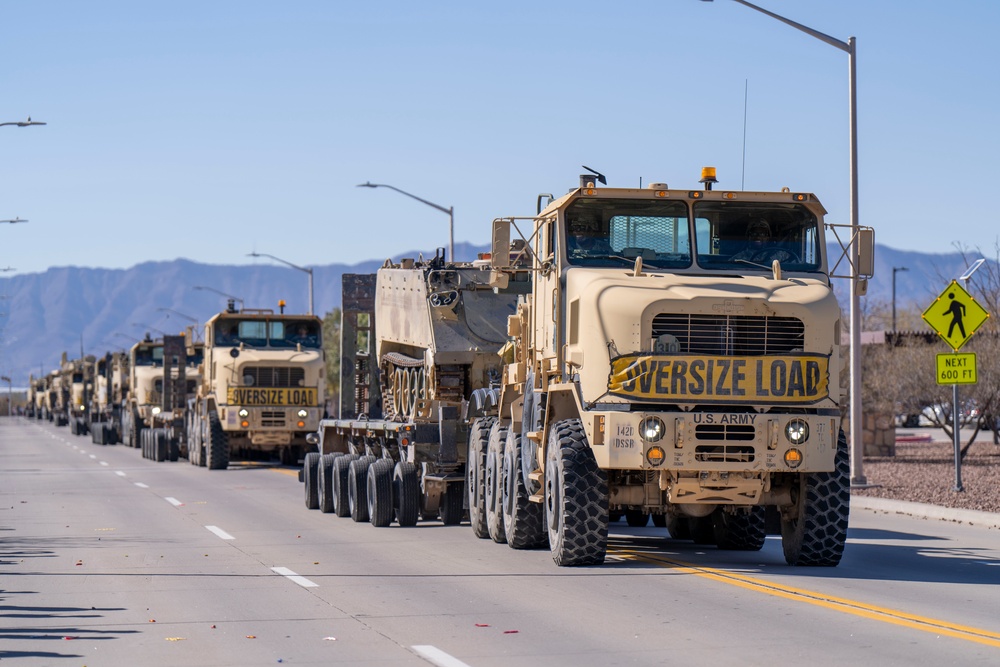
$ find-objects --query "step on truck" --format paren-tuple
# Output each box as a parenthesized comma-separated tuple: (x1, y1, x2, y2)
(302, 253, 531, 526)
(478, 167, 873, 566)
(187, 301, 325, 469)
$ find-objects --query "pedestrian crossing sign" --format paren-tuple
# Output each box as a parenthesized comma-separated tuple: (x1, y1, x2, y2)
(922, 280, 990, 351)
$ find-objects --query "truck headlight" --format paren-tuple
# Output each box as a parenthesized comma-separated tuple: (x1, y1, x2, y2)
(640, 416, 665, 443)
(297, 409, 308, 418)
(151, 406, 161, 415)
(785, 419, 809, 445)
(238, 408, 249, 418)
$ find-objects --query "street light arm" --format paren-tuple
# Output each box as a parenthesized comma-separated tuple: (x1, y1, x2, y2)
(727, 0, 850, 52)
(247, 251, 313, 275)
(358, 182, 452, 216)
(0, 118, 47, 127)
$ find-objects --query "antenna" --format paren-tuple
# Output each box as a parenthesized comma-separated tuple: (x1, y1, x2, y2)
(742, 79, 748, 191)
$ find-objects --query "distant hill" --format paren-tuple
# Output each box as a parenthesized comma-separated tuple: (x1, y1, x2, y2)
(0, 242, 990, 386)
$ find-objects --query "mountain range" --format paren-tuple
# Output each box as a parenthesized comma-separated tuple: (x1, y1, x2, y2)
(0, 242, 990, 386)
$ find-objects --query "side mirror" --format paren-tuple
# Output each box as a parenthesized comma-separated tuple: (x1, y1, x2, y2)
(305, 432, 319, 446)
(856, 227, 875, 279)
(491, 218, 511, 270)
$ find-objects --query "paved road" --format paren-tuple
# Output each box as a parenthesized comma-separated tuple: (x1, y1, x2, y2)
(3, 416, 1000, 666)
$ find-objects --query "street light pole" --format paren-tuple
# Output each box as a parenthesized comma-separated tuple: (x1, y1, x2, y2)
(892, 266, 908, 331)
(246, 252, 314, 315)
(0, 375, 11, 417)
(357, 182, 454, 261)
(702, 0, 867, 485)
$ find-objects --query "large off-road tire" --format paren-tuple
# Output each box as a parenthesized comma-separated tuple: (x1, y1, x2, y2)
(317, 453, 340, 513)
(367, 459, 395, 527)
(206, 412, 230, 470)
(781, 430, 850, 566)
(128, 410, 141, 448)
(333, 454, 360, 517)
(153, 429, 168, 462)
(502, 429, 547, 550)
(690, 516, 716, 545)
(713, 506, 766, 551)
(348, 455, 376, 523)
(393, 461, 420, 527)
(544, 419, 608, 566)
(187, 412, 203, 466)
(303, 452, 320, 509)
(485, 422, 508, 544)
(651, 513, 667, 528)
(467, 417, 494, 539)
(625, 510, 650, 527)
(439, 482, 465, 526)
(168, 436, 180, 462)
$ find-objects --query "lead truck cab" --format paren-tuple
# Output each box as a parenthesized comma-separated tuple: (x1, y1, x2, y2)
(483, 168, 873, 567)
(188, 302, 325, 469)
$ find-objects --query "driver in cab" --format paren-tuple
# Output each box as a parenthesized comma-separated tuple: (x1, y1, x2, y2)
(731, 219, 796, 265)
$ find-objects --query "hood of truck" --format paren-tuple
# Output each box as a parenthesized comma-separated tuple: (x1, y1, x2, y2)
(564, 268, 842, 407)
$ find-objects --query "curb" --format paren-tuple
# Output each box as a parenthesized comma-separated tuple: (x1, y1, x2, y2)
(851, 495, 1000, 530)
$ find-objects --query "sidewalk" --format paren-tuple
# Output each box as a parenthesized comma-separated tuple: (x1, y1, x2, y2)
(851, 495, 1000, 530)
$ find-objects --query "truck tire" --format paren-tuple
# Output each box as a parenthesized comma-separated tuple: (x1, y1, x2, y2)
(651, 513, 667, 528)
(502, 429, 547, 549)
(439, 482, 464, 526)
(393, 461, 420, 527)
(367, 459, 395, 527)
(781, 430, 850, 566)
(545, 419, 608, 566)
(168, 436, 180, 462)
(317, 453, 339, 513)
(485, 421, 508, 544)
(665, 515, 691, 540)
(713, 506, 766, 551)
(129, 412, 141, 449)
(625, 510, 650, 527)
(348, 456, 376, 522)
(187, 413, 203, 466)
(467, 417, 494, 538)
(154, 429, 167, 462)
(333, 454, 360, 517)
(206, 412, 230, 471)
(303, 452, 320, 510)
(141, 429, 149, 458)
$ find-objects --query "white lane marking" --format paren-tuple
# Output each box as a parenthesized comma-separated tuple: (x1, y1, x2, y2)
(271, 567, 318, 588)
(89, 454, 97, 459)
(165, 497, 183, 507)
(115, 471, 127, 477)
(411, 645, 473, 667)
(99, 461, 109, 467)
(134, 482, 149, 489)
(205, 525, 235, 540)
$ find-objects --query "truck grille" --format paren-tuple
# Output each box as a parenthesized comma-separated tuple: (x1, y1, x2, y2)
(695, 444, 756, 463)
(695, 424, 755, 441)
(261, 410, 286, 427)
(245, 367, 305, 388)
(652, 314, 804, 355)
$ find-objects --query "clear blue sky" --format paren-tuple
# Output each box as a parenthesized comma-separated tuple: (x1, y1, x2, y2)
(2, 0, 998, 276)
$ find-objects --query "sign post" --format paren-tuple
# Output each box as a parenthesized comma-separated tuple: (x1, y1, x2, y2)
(922, 279, 990, 492)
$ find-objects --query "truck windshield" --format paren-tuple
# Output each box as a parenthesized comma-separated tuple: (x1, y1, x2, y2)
(693, 202, 822, 272)
(214, 319, 321, 349)
(133, 346, 164, 367)
(564, 199, 691, 269)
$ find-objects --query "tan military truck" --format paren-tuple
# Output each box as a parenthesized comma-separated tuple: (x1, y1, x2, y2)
(477, 168, 873, 567)
(186, 301, 325, 469)
(59, 354, 95, 434)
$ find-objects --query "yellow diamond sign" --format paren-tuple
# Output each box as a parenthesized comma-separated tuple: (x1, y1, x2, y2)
(922, 280, 990, 351)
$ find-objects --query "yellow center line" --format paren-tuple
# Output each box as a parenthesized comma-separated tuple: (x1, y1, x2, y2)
(614, 548, 1000, 648)
(270, 468, 300, 477)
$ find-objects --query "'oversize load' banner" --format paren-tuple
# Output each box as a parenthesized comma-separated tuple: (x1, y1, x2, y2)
(226, 387, 318, 406)
(608, 354, 829, 405)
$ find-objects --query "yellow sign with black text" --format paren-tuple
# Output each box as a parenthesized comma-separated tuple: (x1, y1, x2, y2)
(922, 280, 989, 351)
(608, 354, 830, 405)
(226, 387, 318, 406)
(936, 353, 977, 385)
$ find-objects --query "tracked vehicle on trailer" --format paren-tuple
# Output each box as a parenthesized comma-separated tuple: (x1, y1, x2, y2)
(302, 253, 531, 527)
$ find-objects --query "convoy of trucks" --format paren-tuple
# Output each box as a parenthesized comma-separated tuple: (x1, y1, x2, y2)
(22, 167, 872, 569)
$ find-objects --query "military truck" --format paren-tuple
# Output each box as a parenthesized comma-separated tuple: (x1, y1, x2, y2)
(61, 354, 97, 436)
(474, 168, 873, 567)
(88, 352, 128, 445)
(302, 255, 530, 527)
(186, 301, 325, 469)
